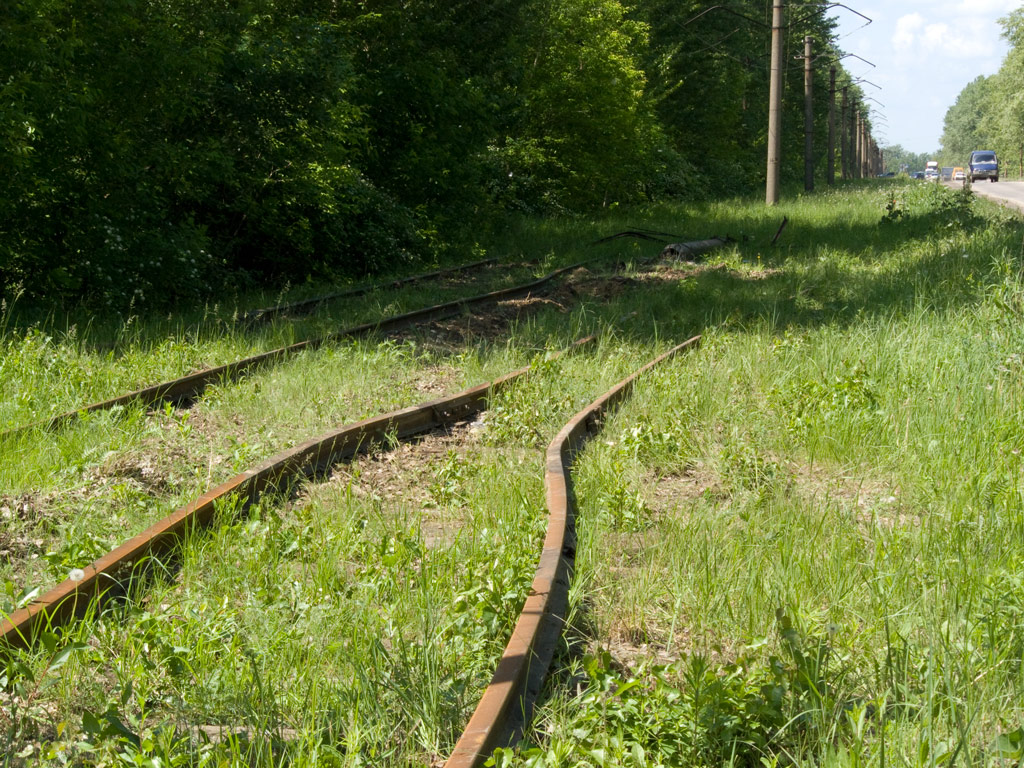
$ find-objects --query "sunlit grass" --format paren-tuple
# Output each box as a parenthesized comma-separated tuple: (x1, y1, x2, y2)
(5, 180, 1024, 766)
(497, 183, 1024, 767)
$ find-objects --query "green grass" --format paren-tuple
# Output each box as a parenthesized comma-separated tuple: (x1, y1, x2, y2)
(4, 179, 1024, 766)
(0, 257, 573, 432)
(2, 334, 658, 766)
(492, 183, 1024, 767)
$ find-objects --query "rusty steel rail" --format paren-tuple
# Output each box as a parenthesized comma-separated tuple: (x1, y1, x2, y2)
(239, 257, 499, 325)
(3, 260, 598, 437)
(0, 337, 596, 650)
(4, 237, 729, 438)
(446, 334, 702, 767)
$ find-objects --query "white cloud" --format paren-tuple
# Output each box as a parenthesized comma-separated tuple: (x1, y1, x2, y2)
(943, 0, 1021, 15)
(921, 22, 950, 50)
(940, 15, 1011, 59)
(892, 13, 925, 47)
(835, 1, 1018, 149)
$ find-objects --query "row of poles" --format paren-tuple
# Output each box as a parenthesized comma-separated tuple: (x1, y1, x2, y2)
(766, 0, 880, 205)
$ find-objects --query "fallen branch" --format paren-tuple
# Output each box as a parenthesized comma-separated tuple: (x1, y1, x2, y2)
(770, 216, 789, 246)
(659, 236, 732, 261)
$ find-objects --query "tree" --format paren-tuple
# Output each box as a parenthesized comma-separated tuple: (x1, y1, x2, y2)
(487, 0, 661, 210)
(0, 0, 867, 309)
(940, 75, 992, 163)
(880, 145, 931, 174)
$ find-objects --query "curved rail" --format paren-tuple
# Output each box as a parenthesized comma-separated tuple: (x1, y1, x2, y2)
(446, 335, 702, 767)
(239, 257, 498, 325)
(4, 261, 597, 437)
(0, 337, 596, 650)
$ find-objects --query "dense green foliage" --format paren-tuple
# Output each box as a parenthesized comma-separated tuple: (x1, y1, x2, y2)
(1, 1, 857, 308)
(940, 9, 1024, 172)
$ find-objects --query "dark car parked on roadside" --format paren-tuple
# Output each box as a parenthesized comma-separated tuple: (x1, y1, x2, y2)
(969, 150, 999, 182)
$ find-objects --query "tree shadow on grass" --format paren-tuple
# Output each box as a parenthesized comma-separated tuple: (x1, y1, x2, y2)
(581, 186, 1023, 343)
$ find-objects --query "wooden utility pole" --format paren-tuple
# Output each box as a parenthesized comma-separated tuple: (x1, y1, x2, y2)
(864, 128, 870, 178)
(841, 86, 848, 180)
(866, 125, 871, 176)
(860, 122, 867, 178)
(854, 109, 861, 178)
(804, 36, 814, 192)
(766, 0, 784, 205)
(827, 67, 836, 185)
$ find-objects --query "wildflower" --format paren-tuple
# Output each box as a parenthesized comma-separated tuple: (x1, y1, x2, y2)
(69, 568, 85, 582)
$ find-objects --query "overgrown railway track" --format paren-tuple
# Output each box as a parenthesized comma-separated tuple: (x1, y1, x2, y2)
(4, 257, 598, 437)
(238, 257, 499, 325)
(1, 339, 701, 765)
(5, 237, 727, 438)
(0, 336, 597, 648)
(2, 238, 725, 764)
(446, 335, 700, 766)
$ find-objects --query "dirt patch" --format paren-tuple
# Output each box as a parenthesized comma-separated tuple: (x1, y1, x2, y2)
(0, 494, 51, 566)
(787, 462, 902, 518)
(601, 635, 684, 670)
(409, 267, 650, 352)
(554, 269, 638, 303)
(595, 612, 742, 674)
(599, 629, 748, 679)
(0, 493, 52, 526)
(784, 461, 917, 539)
(647, 464, 727, 513)
(97, 450, 176, 494)
(407, 295, 569, 351)
(323, 419, 494, 549)
(411, 365, 461, 397)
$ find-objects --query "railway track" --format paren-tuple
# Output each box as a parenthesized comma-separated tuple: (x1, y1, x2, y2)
(2, 240, 725, 763)
(238, 256, 499, 325)
(4, 236, 728, 438)
(2, 335, 701, 766)
(3, 257, 602, 437)
(0, 337, 598, 648)
(446, 335, 701, 767)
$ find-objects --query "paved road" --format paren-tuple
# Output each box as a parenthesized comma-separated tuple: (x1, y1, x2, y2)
(968, 180, 1024, 214)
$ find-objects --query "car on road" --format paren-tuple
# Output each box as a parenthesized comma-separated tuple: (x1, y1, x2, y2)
(913, 171, 925, 179)
(969, 150, 999, 182)
(953, 167, 965, 181)
(925, 168, 939, 180)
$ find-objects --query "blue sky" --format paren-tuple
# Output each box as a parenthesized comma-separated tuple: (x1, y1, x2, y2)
(831, 0, 1022, 154)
